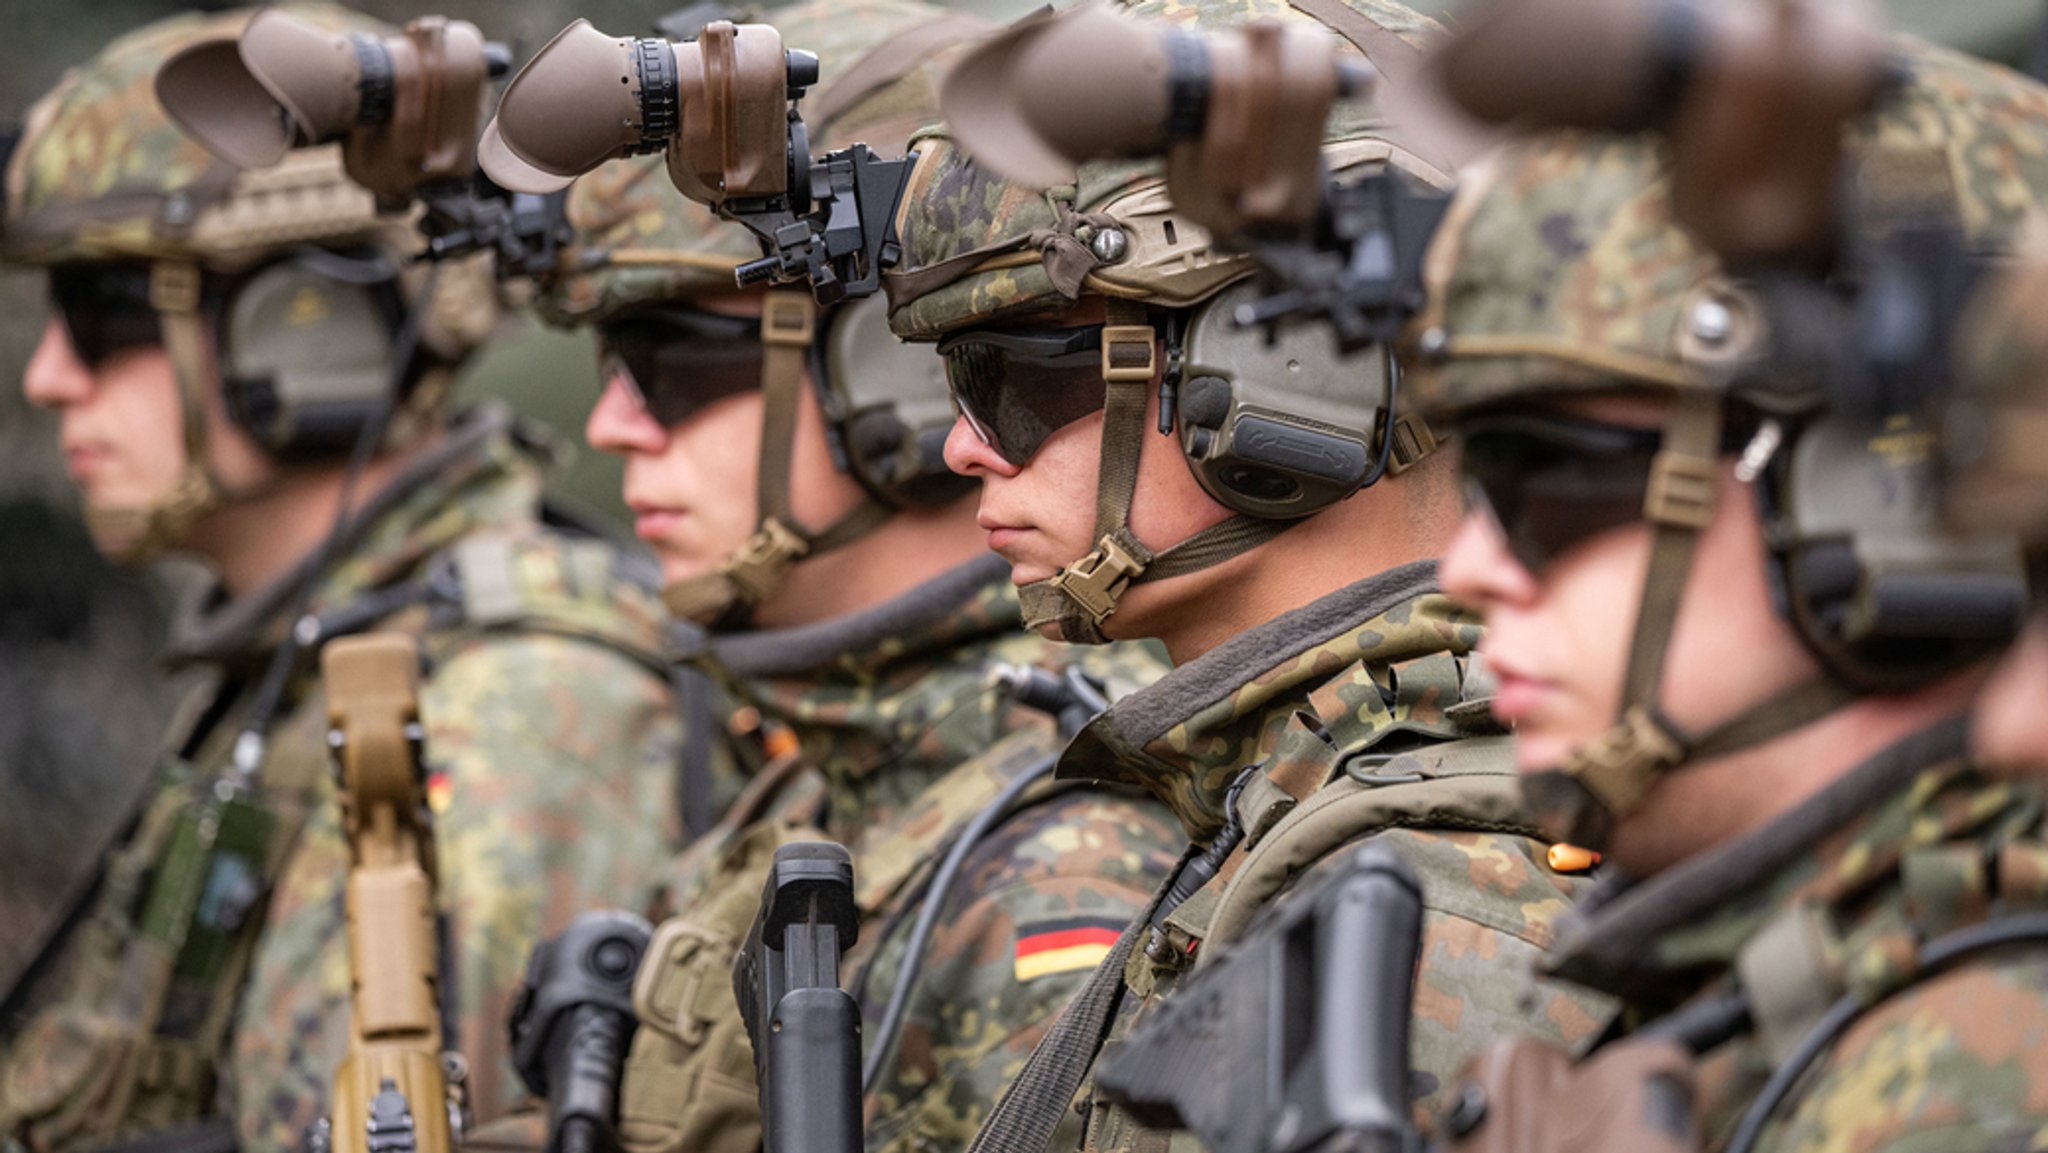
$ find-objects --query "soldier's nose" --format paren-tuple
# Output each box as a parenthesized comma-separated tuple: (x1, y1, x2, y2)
(585, 376, 668, 455)
(23, 319, 94, 408)
(943, 413, 1017, 478)
(1441, 509, 1535, 613)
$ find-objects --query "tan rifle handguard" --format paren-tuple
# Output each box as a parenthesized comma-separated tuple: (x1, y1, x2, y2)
(322, 634, 461, 1153)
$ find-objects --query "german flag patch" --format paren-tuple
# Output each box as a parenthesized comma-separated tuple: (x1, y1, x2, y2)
(1013, 917, 1124, 982)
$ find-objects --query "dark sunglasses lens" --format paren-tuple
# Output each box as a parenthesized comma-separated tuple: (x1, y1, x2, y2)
(600, 312, 763, 427)
(49, 265, 161, 368)
(942, 335, 1106, 466)
(1462, 423, 1659, 572)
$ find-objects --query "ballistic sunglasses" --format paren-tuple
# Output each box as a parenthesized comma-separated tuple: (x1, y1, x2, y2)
(938, 324, 1107, 466)
(1459, 412, 1668, 573)
(49, 264, 168, 369)
(599, 305, 764, 427)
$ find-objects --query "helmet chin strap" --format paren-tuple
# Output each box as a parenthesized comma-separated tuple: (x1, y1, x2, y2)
(91, 261, 237, 566)
(662, 290, 895, 627)
(1527, 392, 1856, 850)
(1018, 299, 1297, 645)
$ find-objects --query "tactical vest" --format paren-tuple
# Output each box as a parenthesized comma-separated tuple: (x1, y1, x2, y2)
(1444, 724, 2048, 1153)
(963, 649, 1585, 1153)
(617, 724, 1068, 1153)
(1127, 651, 1527, 997)
(0, 531, 679, 1153)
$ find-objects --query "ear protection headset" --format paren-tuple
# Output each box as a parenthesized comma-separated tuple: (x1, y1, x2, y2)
(1739, 215, 2031, 693)
(814, 292, 975, 510)
(1171, 279, 1434, 520)
(217, 249, 416, 458)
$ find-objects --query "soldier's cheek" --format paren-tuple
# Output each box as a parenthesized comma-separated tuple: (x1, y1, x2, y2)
(1975, 619, 2048, 775)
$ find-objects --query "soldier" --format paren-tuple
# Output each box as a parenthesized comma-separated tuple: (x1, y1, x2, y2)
(509, 4, 1184, 1153)
(884, 2, 1615, 1149)
(1409, 33, 2048, 1153)
(0, 10, 731, 1153)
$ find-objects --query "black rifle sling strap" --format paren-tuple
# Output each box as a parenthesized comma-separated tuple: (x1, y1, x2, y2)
(963, 856, 1191, 1153)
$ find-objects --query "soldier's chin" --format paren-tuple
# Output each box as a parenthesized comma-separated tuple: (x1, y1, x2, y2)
(1007, 564, 1046, 588)
(82, 504, 160, 567)
(655, 551, 722, 589)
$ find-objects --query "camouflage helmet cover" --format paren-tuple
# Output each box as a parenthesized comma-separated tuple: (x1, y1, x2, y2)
(885, 0, 1450, 343)
(4, 5, 408, 269)
(1405, 36, 2048, 422)
(536, 0, 987, 328)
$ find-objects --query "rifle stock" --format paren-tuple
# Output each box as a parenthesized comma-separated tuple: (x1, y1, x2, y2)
(734, 841, 862, 1153)
(321, 634, 460, 1153)
(1096, 844, 1426, 1153)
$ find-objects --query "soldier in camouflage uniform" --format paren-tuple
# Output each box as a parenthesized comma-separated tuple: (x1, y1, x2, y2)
(510, 5, 1183, 1153)
(0, 10, 734, 1153)
(886, 3, 1615, 1149)
(1408, 32, 2048, 1153)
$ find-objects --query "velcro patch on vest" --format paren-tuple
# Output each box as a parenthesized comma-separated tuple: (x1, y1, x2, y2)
(1013, 917, 1122, 982)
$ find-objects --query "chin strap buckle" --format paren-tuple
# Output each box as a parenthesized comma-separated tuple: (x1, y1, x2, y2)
(761, 292, 817, 347)
(1049, 533, 1150, 626)
(1563, 705, 1688, 818)
(1645, 449, 1718, 528)
(149, 260, 202, 314)
(721, 517, 811, 604)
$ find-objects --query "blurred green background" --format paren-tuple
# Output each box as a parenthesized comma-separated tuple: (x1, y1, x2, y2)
(0, 0, 2041, 995)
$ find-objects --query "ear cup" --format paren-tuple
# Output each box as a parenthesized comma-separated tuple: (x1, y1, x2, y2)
(1175, 281, 1393, 519)
(819, 294, 974, 508)
(1770, 416, 2028, 690)
(218, 258, 405, 457)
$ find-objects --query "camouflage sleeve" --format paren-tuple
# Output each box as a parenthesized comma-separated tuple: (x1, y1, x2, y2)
(862, 789, 1183, 1153)
(1357, 827, 1617, 1116)
(1753, 952, 2048, 1153)
(229, 632, 686, 1153)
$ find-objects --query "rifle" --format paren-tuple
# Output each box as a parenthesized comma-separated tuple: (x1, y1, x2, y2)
(316, 634, 462, 1153)
(1095, 844, 1426, 1153)
(733, 842, 862, 1153)
(509, 910, 653, 1153)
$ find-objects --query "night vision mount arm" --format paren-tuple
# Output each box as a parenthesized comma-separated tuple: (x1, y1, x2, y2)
(476, 18, 910, 305)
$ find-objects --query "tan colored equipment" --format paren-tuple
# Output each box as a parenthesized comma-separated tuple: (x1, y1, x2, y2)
(320, 634, 462, 1153)
(1430, 0, 1891, 267)
(158, 8, 495, 206)
(943, 5, 1367, 236)
(478, 19, 794, 204)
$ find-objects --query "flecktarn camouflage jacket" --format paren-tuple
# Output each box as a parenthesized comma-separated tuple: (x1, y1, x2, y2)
(0, 407, 726, 1153)
(1539, 716, 2048, 1153)
(616, 556, 1183, 1153)
(1036, 560, 1615, 1153)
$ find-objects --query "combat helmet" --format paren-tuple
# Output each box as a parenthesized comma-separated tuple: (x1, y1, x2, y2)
(885, 0, 1456, 645)
(531, 0, 989, 628)
(1404, 32, 2048, 849)
(5, 4, 497, 561)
